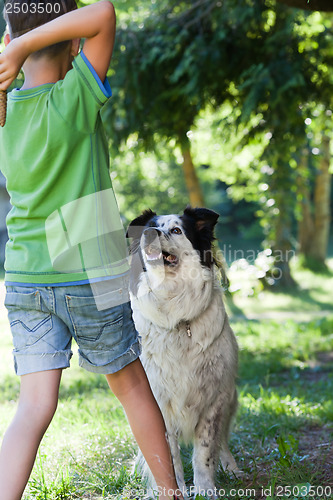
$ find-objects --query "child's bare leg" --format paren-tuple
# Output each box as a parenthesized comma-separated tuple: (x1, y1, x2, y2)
(106, 359, 183, 500)
(0, 369, 62, 500)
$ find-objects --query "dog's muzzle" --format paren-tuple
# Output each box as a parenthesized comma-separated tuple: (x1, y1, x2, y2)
(143, 228, 179, 266)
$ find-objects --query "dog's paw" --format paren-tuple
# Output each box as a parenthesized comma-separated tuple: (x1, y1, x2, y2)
(221, 465, 246, 480)
(191, 484, 218, 499)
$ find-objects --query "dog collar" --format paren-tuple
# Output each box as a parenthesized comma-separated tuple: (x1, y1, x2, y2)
(186, 322, 192, 337)
(178, 320, 192, 337)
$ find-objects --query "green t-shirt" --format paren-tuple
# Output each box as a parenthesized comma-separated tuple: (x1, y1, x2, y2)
(0, 52, 129, 285)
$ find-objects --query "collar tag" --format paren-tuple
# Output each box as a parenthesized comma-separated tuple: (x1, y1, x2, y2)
(186, 322, 192, 337)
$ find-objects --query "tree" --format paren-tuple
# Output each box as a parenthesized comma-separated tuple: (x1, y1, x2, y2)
(104, 0, 246, 207)
(311, 136, 332, 262)
(276, 0, 333, 11)
(219, 4, 333, 284)
(297, 108, 333, 267)
(105, 0, 333, 286)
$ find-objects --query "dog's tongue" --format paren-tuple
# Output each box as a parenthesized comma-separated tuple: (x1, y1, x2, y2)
(166, 254, 177, 262)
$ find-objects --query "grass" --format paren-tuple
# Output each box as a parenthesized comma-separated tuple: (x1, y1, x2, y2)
(227, 257, 333, 321)
(0, 260, 333, 499)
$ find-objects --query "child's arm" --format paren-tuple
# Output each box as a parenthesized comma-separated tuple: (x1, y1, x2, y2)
(0, 0, 115, 91)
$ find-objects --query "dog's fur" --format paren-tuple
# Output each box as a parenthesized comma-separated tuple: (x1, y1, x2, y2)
(127, 207, 239, 497)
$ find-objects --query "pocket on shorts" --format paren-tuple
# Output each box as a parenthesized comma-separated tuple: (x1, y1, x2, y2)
(4, 290, 52, 350)
(65, 292, 124, 350)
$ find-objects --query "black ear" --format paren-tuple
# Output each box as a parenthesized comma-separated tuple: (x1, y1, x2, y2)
(126, 209, 157, 241)
(183, 206, 219, 231)
(181, 206, 219, 268)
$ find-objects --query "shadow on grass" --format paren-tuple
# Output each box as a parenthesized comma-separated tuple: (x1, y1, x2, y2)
(230, 407, 333, 494)
(233, 285, 333, 316)
(236, 316, 333, 381)
(177, 413, 331, 498)
(226, 262, 333, 318)
(269, 285, 333, 312)
(239, 347, 333, 384)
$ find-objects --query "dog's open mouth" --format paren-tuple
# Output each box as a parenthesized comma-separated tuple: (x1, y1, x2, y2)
(145, 246, 179, 266)
(162, 251, 178, 265)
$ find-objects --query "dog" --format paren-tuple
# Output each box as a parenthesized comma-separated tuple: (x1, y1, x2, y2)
(127, 207, 239, 498)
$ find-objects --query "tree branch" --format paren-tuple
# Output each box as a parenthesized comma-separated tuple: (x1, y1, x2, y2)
(276, 0, 333, 11)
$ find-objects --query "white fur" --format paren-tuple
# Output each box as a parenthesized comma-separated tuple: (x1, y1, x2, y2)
(130, 214, 239, 498)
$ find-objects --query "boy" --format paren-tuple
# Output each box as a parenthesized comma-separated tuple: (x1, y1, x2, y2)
(0, 1, 182, 499)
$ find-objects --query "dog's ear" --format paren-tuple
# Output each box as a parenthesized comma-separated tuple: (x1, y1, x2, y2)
(126, 209, 157, 241)
(182, 207, 219, 268)
(183, 206, 219, 231)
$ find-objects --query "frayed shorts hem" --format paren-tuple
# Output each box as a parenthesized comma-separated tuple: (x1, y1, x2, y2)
(13, 349, 73, 376)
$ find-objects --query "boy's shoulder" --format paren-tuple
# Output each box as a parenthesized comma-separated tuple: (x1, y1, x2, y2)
(70, 51, 112, 104)
(1, 51, 112, 145)
(49, 51, 112, 132)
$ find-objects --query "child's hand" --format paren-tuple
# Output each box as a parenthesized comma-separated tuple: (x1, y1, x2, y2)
(0, 39, 27, 91)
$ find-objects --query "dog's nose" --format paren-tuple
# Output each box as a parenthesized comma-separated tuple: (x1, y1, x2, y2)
(143, 227, 161, 244)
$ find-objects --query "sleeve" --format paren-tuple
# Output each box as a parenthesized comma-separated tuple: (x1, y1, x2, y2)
(50, 51, 112, 133)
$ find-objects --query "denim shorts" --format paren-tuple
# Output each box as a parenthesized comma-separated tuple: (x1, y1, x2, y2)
(4, 277, 141, 376)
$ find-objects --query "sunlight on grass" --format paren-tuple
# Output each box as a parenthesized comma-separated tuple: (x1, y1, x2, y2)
(228, 257, 333, 320)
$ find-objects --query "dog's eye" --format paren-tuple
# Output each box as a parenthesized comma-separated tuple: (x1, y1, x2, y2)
(171, 227, 182, 235)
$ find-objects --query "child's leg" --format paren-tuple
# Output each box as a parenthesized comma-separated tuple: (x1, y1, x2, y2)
(0, 369, 62, 500)
(106, 359, 183, 500)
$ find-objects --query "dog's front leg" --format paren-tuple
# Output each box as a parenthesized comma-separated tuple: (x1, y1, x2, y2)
(192, 410, 223, 499)
(167, 433, 188, 498)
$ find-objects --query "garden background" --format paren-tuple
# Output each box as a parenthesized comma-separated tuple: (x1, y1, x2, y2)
(0, 0, 333, 498)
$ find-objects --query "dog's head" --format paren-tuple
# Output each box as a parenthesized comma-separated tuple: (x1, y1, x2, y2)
(127, 207, 219, 296)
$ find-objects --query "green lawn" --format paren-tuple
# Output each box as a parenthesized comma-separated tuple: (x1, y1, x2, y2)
(227, 257, 333, 321)
(0, 262, 332, 499)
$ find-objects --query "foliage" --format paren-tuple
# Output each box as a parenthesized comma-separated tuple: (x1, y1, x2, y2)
(276, 0, 333, 10)
(220, 5, 333, 270)
(103, 0, 333, 284)
(28, 456, 77, 500)
(105, 0, 229, 147)
(109, 137, 188, 223)
(1, 0, 333, 275)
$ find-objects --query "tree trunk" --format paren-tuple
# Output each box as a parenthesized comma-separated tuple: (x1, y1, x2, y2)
(308, 135, 332, 263)
(277, 0, 333, 11)
(272, 211, 297, 288)
(267, 159, 297, 288)
(297, 149, 315, 255)
(180, 140, 205, 207)
(179, 139, 234, 294)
